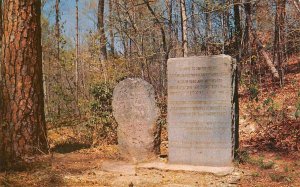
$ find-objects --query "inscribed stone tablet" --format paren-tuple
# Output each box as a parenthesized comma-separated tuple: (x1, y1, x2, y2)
(112, 78, 160, 163)
(167, 55, 237, 167)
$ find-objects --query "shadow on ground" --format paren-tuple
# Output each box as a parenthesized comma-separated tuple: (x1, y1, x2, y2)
(51, 142, 91, 153)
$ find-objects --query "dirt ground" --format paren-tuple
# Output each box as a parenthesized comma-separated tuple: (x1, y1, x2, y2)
(0, 145, 299, 187)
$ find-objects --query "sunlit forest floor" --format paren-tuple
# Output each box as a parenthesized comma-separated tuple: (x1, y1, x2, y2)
(0, 58, 299, 187)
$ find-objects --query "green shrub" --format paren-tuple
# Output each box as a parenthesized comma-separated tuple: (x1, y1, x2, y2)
(269, 173, 292, 183)
(86, 82, 118, 145)
(249, 84, 259, 102)
(235, 149, 250, 164)
(258, 159, 274, 169)
(90, 82, 114, 117)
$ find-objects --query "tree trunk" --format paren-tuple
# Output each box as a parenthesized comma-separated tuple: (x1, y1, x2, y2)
(55, 0, 60, 61)
(75, 0, 80, 114)
(55, 0, 61, 116)
(220, 0, 229, 54)
(109, 0, 115, 56)
(165, 0, 173, 57)
(191, 2, 198, 55)
(273, 0, 286, 84)
(0, 0, 47, 169)
(234, 0, 242, 74)
(98, 0, 108, 61)
(234, 0, 241, 55)
(244, 0, 252, 57)
(98, 0, 108, 83)
(180, 0, 188, 57)
(253, 33, 280, 79)
(233, 0, 241, 155)
(205, 1, 212, 55)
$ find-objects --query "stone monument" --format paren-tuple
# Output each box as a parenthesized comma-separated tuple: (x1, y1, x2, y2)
(112, 78, 160, 163)
(167, 55, 237, 167)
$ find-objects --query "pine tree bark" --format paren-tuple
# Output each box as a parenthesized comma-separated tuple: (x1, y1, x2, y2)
(180, 0, 188, 57)
(0, 0, 47, 169)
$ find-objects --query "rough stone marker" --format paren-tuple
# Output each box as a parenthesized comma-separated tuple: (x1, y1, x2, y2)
(168, 55, 237, 167)
(112, 78, 160, 163)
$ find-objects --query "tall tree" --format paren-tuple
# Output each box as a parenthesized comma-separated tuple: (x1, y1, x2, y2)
(75, 0, 79, 109)
(55, 0, 60, 61)
(205, 1, 212, 55)
(109, 0, 115, 56)
(234, 0, 242, 74)
(243, 0, 252, 57)
(98, 0, 108, 83)
(190, 1, 198, 55)
(273, 0, 287, 84)
(55, 0, 61, 116)
(98, 0, 108, 61)
(0, 0, 47, 169)
(180, 0, 188, 57)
